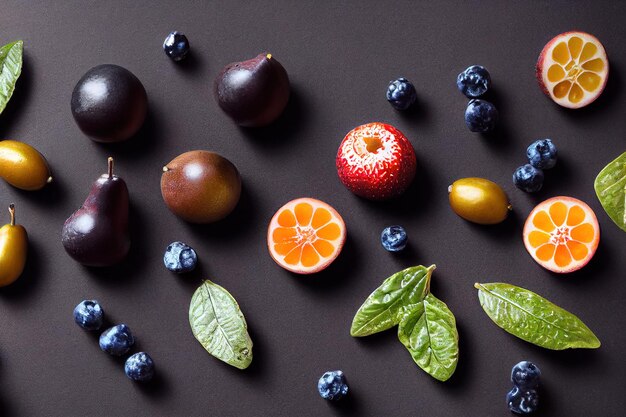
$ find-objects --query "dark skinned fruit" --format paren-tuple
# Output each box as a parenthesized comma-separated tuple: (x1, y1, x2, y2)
(214, 53, 290, 127)
(0, 204, 28, 287)
(0, 140, 52, 190)
(448, 177, 511, 225)
(71, 64, 147, 143)
(62, 157, 130, 266)
(161, 151, 241, 223)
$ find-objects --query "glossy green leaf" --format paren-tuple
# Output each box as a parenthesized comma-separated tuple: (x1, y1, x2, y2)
(0, 40, 23, 115)
(189, 280, 253, 369)
(397, 293, 459, 381)
(350, 265, 435, 337)
(475, 283, 600, 350)
(594, 152, 626, 232)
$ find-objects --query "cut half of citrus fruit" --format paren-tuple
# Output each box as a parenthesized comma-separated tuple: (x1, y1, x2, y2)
(536, 31, 609, 109)
(267, 198, 346, 274)
(523, 196, 600, 273)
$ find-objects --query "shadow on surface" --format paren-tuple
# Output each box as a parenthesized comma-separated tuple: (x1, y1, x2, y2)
(12, 171, 68, 207)
(183, 184, 257, 242)
(529, 157, 575, 202)
(0, 54, 33, 138)
(135, 371, 171, 400)
(394, 95, 431, 126)
(173, 51, 205, 78)
(327, 387, 362, 416)
(81, 201, 151, 286)
(465, 207, 522, 242)
(90, 101, 165, 162)
(290, 233, 363, 293)
(0, 238, 42, 300)
(479, 86, 516, 153)
(437, 320, 471, 391)
(238, 86, 309, 150)
(356, 153, 437, 219)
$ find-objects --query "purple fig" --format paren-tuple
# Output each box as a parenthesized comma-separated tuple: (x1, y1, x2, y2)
(214, 53, 290, 127)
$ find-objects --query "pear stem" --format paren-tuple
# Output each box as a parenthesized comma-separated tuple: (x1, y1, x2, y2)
(107, 157, 114, 179)
(8, 204, 15, 226)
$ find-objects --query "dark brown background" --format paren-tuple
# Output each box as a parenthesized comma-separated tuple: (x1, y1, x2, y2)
(0, 1, 624, 416)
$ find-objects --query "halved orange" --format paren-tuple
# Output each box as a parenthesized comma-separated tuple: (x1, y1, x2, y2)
(536, 31, 609, 109)
(523, 196, 600, 273)
(267, 198, 346, 274)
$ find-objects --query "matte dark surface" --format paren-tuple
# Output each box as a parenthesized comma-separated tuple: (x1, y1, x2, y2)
(0, 1, 624, 416)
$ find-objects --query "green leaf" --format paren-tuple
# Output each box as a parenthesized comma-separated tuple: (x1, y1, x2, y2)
(594, 152, 626, 232)
(0, 40, 23, 115)
(475, 283, 600, 350)
(350, 265, 435, 337)
(397, 293, 459, 382)
(189, 280, 253, 369)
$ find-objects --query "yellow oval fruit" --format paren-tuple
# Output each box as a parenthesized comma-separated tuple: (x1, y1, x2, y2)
(448, 177, 511, 225)
(0, 204, 28, 287)
(0, 140, 52, 190)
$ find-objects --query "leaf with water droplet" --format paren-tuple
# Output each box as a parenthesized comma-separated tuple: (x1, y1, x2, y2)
(594, 152, 626, 232)
(475, 282, 600, 350)
(189, 280, 253, 369)
(398, 293, 459, 381)
(350, 265, 435, 337)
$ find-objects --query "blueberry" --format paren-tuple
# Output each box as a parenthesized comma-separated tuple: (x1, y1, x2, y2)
(317, 370, 349, 401)
(125, 352, 155, 382)
(457, 65, 491, 98)
(73, 300, 104, 331)
(526, 139, 557, 170)
(507, 386, 539, 414)
(164, 241, 197, 273)
(386, 78, 417, 110)
(380, 226, 408, 252)
(163, 31, 190, 62)
(511, 361, 541, 389)
(465, 99, 498, 133)
(99, 324, 135, 356)
(513, 164, 544, 193)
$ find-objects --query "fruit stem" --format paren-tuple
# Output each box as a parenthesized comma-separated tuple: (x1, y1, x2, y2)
(8, 204, 15, 226)
(107, 157, 114, 179)
(47, 176, 53, 184)
(507, 204, 513, 211)
(266, 53, 272, 60)
(162, 166, 169, 173)
(447, 185, 452, 193)
(474, 283, 481, 289)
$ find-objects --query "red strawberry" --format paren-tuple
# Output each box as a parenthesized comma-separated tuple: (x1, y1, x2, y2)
(336, 122, 416, 200)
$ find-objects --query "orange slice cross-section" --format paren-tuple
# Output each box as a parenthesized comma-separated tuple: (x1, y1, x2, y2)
(267, 198, 346, 274)
(536, 31, 609, 109)
(523, 196, 600, 273)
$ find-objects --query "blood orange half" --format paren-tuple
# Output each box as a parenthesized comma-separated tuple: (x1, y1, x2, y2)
(523, 196, 600, 273)
(267, 198, 346, 274)
(536, 31, 609, 109)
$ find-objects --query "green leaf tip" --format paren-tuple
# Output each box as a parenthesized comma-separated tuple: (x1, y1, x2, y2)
(0, 39, 24, 115)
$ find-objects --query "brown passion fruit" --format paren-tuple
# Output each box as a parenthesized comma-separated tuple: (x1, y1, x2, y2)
(161, 151, 241, 223)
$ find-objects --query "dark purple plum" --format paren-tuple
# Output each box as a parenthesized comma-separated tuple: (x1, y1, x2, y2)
(71, 64, 147, 143)
(62, 158, 130, 266)
(214, 53, 290, 127)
